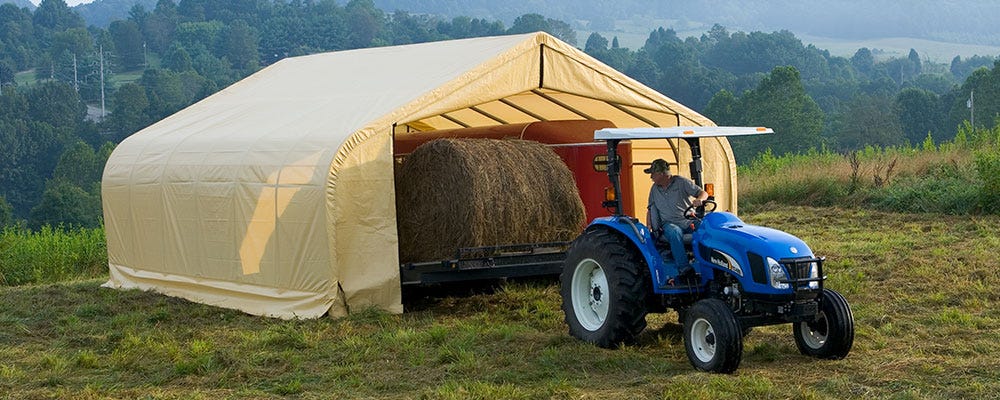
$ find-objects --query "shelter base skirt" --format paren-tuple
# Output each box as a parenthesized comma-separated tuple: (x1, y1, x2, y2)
(103, 263, 346, 319)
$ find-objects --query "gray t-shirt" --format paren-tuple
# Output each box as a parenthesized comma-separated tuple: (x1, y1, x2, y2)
(647, 175, 702, 231)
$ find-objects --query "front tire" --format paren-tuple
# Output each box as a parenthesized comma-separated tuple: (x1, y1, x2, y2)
(560, 229, 648, 348)
(793, 289, 855, 359)
(683, 298, 743, 373)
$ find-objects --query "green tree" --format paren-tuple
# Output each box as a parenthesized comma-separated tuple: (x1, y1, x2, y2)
(49, 27, 94, 59)
(436, 16, 503, 39)
(729, 66, 825, 160)
(220, 20, 259, 72)
(624, 50, 660, 86)
(584, 32, 608, 53)
(950, 55, 995, 81)
(0, 84, 28, 120)
(0, 195, 13, 227)
(33, 0, 85, 32)
(27, 81, 85, 132)
(52, 141, 99, 188)
(850, 48, 875, 77)
(175, 20, 224, 52)
(907, 48, 922, 76)
(832, 93, 905, 150)
(0, 119, 62, 217)
(28, 179, 102, 229)
(949, 61, 1000, 130)
(705, 89, 739, 125)
(909, 73, 954, 95)
(162, 43, 193, 72)
(896, 88, 941, 145)
(507, 13, 576, 45)
(388, 11, 443, 45)
(0, 4, 37, 70)
(138, 68, 186, 120)
(140, 0, 179, 54)
(109, 20, 145, 70)
(345, 0, 385, 48)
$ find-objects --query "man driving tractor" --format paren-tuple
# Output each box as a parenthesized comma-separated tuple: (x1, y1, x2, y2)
(645, 158, 709, 285)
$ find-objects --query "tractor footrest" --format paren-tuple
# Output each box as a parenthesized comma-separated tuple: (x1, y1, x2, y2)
(658, 273, 701, 290)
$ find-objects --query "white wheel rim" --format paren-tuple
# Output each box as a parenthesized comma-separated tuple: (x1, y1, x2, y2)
(571, 258, 609, 331)
(800, 311, 829, 349)
(690, 318, 716, 362)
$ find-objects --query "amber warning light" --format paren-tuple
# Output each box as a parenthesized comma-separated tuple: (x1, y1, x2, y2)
(705, 183, 715, 197)
(604, 187, 616, 202)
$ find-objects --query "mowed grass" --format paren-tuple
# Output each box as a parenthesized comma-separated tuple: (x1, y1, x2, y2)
(1, 207, 998, 399)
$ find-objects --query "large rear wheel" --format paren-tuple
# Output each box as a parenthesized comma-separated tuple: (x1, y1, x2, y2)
(793, 289, 855, 359)
(560, 229, 648, 348)
(683, 298, 743, 373)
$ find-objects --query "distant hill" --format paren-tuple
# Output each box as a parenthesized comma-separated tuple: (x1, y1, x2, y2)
(74, 0, 156, 27)
(0, 0, 36, 10)
(372, 0, 1000, 47)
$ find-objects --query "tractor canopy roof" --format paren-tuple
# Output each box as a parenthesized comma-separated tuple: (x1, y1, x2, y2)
(595, 126, 773, 141)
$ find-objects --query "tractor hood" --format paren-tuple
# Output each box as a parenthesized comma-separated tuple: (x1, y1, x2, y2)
(698, 212, 813, 260)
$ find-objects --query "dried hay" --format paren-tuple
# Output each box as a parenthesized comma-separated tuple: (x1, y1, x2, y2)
(396, 138, 585, 263)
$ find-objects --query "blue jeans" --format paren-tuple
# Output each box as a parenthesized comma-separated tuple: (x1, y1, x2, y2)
(657, 222, 696, 278)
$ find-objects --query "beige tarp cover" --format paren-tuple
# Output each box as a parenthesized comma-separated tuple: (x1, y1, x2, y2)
(102, 32, 733, 319)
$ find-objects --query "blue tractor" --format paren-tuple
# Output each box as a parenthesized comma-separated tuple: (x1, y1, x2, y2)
(560, 127, 854, 373)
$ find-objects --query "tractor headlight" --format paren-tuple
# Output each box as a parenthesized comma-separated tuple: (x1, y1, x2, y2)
(767, 257, 789, 290)
(807, 261, 820, 289)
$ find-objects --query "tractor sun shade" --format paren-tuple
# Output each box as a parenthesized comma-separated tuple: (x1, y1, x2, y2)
(595, 126, 773, 140)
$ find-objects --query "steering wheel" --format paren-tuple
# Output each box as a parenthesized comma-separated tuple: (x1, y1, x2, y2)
(684, 199, 717, 220)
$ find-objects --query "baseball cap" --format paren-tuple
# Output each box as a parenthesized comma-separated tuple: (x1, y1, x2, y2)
(643, 159, 669, 174)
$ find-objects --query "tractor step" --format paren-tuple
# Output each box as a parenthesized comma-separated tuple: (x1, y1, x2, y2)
(659, 272, 701, 290)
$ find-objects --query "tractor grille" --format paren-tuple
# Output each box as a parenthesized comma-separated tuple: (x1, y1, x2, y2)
(779, 257, 824, 293)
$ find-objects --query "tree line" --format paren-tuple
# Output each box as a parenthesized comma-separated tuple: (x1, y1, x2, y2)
(1, 0, 998, 229)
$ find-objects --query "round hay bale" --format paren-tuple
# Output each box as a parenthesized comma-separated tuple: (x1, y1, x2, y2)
(395, 138, 585, 263)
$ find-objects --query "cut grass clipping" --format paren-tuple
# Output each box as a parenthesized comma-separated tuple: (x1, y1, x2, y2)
(395, 138, 585, 263)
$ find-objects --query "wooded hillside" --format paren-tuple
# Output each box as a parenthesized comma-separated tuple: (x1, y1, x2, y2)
(1, 0, 998, 229)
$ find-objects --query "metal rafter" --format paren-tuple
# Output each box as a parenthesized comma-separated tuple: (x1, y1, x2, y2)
(469, 106, 508, 124)
(609, 103, 660, 127)
(498, 98, 548, 121)
(439, 113, 470, 128)
(531, 89, 594, 120)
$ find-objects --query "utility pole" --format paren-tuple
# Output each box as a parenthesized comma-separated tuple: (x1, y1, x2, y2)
(100, 45, 106, 119)
(969, 89, 975, 127)
(73, 53, 79, 92)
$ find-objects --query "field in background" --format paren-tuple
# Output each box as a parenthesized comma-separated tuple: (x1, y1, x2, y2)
(1, 207, 998, 399)
(589, 22, 1000, 62)
(738, 126, 1000, 216)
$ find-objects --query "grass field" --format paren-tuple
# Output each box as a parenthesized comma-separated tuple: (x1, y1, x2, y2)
(1, 207, 997, 399)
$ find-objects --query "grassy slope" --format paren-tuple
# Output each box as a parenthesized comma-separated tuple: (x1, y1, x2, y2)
(1, 207, 998, 399)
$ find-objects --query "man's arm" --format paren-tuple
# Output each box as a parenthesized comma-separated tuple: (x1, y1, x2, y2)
(691, 190, 709, 207)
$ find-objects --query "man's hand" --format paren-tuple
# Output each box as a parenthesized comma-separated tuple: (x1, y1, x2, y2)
(691, 199, 704, 207)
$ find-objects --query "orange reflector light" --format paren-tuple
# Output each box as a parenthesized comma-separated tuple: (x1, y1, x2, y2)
(605, 187, 616, 201)
(756, 127, 767, 132)
(683, 130, 695, 135)
(705, 183, 715, 197)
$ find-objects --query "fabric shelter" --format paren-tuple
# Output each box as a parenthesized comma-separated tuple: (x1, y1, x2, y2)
(102, 32, 734, 319)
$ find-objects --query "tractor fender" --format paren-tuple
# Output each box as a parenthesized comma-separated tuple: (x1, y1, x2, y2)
(585, 217, 663, 280)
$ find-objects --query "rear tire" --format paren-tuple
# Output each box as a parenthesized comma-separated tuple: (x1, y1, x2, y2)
(683, 298, 743, 373)
(560, 229, 648, 348)
(793, 289, 855, 359)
